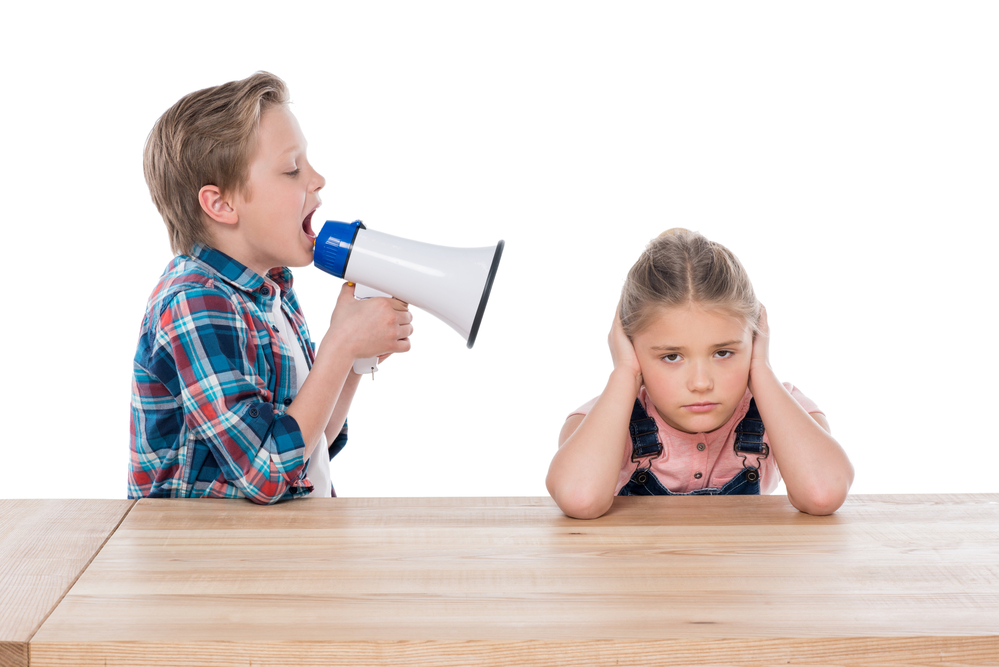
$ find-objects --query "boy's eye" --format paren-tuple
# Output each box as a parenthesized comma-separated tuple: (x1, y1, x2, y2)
(662, 353, 681, 363)
(286, 168, 300, 177)
(715, 350, 733, 359)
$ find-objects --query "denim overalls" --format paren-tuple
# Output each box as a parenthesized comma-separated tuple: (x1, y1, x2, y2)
(618, 398, 769, 496)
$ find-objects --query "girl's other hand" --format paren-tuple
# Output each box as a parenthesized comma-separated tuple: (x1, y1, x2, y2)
(608, 314, 642, 386)
(749, 304, 772, 387)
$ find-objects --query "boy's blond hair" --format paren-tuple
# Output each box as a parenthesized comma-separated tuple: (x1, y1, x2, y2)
(143, 71, 289, 255)
(619, 228, 761, 338)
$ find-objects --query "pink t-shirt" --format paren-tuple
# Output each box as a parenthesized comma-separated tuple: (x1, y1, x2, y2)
(568, 384, 822, 495)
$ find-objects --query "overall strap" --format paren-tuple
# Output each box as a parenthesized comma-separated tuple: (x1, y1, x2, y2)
(734, 398, 768, 465)
(629, 399, 663, 463)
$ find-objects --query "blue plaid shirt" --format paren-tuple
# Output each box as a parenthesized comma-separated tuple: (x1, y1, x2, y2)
(129, 245, 346, 504)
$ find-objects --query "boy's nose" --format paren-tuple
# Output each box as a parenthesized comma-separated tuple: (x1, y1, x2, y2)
(313, 171, 326, 192)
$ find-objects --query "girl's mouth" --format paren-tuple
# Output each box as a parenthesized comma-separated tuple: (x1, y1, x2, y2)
(683, 403, 719, 413)
(303, 211, 317, 240)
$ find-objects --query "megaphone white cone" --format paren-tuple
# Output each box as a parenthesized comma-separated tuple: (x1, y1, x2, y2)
(343, 229, 503, 347)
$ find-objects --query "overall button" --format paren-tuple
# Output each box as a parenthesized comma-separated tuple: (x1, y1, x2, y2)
(697, 443, 705, 451)
(694, 472, 703, 479)
(636, 472, 648, 484)
(746, 470, 759, 482)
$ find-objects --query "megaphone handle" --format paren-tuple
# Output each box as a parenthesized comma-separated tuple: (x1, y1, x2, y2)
(353, 356, 378, 376)
(350, 282, 391, 377)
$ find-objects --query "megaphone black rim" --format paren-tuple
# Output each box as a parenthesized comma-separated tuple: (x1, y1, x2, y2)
(466, 240, 504, 349)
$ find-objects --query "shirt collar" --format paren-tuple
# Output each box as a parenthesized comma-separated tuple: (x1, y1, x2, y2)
(190, 244, 295, 296)
(640, 387, 753, 445)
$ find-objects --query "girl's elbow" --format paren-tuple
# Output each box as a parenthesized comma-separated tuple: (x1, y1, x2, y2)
(790, 481, 851, 516)
(793, 497, 843, 516)
(561, 495, 613, 520)
(548, 477, 613, 520)
(788, 461, 854, 516)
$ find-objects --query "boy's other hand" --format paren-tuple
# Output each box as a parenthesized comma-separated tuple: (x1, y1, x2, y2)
(326, 282, 413, 360)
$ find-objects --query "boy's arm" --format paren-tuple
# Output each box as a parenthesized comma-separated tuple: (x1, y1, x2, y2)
(546, 315, 641, 519)
(320, 350, 395, 451)
(287, 284, 411, 455)
(324, 370, 361, 450)
(749, 307, 854, 515)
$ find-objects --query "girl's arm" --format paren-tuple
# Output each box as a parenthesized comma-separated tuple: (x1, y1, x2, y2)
(749, 306, 854, 515)
(546, 316, 642, 519)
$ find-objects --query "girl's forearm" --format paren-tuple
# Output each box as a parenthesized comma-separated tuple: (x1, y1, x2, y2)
(749, 369, 854, 515)
(546, 368, 640, 519)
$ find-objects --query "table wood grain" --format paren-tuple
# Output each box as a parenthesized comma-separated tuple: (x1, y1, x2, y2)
(29, 494, 999, 666)
(0, 499, 134, 667)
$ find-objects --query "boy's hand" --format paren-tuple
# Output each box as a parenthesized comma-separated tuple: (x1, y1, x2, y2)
(326, 282, 413, 360)
(608, 313, 642, 387)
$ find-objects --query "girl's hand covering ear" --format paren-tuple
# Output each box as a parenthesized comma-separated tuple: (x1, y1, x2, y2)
(609, 313, 642, 385)
(749, 304, 771, 390)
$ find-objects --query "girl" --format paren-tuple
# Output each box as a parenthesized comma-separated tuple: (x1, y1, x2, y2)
(546, 229, 853, 519)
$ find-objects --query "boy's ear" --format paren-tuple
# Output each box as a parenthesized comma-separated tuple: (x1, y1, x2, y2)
(198, 185, 238, 225)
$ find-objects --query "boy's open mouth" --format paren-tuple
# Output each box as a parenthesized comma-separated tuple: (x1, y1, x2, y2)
(303, 211, 317, 240)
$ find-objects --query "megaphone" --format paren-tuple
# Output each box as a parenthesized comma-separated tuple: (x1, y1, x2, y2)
(313, 220, 504, 375)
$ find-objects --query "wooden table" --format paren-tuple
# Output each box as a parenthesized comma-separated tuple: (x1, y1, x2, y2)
(0, 500, 133, 667)
(7, 495, 999, 666)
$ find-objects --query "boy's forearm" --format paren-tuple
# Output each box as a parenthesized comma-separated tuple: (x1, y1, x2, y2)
(285, 342, 355, 459)
(325, 369, 361, 445)
(750, 369, 854, 515)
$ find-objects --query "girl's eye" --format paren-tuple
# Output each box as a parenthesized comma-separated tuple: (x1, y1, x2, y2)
(286, 168, 301, 177)
(715, 350, 733, 359)
(662, 353, 681, 363)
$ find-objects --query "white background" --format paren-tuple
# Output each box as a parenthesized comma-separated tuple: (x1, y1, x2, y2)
(1, 2, 996, 499)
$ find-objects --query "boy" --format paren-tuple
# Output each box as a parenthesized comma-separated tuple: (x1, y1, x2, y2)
(130, 72, 413, 503)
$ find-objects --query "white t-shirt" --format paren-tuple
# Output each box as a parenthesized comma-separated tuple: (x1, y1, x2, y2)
(265, 278, 332, 497)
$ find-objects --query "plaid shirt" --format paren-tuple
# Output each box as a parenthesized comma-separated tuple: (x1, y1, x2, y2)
(129, 245, 346, 504)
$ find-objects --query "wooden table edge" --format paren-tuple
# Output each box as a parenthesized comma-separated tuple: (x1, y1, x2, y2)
(26, 636, 999, 667)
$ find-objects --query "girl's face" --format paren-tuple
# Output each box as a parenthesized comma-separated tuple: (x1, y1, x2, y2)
(631, 303, 753, 434)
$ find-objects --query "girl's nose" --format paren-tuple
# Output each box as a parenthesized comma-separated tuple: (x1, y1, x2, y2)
(687, 362, 713, 392)
(312, 170, 326, 193)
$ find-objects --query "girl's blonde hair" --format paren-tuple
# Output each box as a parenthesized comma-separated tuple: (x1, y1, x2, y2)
(619, 228, 761, 338)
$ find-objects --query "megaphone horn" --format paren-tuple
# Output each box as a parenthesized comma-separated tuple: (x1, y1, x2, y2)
(313, 220, 504, 372)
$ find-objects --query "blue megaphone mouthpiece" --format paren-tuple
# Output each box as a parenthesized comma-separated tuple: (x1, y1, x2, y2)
(313, 219, 366, 278)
